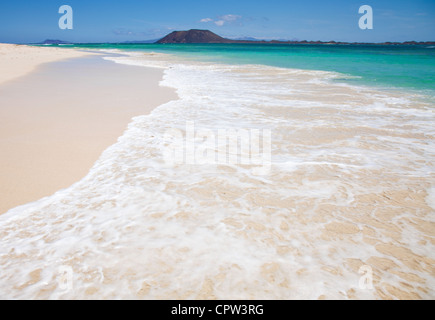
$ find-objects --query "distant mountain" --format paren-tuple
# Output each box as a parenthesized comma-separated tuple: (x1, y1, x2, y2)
(155, 30, 318, 44)
(34, 33, 435, 46)
(155, 30, 435, 46)
(38, 39, 73, 45)
(156, 29, 235, 44)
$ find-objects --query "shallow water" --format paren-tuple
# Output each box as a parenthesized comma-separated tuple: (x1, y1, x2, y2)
(0, 51, 434, 299)
(68, 43, 435, 96)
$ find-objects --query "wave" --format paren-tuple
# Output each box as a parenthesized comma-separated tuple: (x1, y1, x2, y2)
(0, 50, 434, 299)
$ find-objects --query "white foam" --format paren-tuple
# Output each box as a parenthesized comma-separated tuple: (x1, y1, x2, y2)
(0, 50, 434, 299)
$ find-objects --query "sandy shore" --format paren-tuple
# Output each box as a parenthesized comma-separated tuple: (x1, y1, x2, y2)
(0, 44, 94, 85)
(0, 47, 433, 300)
(0, 44, 177, 214)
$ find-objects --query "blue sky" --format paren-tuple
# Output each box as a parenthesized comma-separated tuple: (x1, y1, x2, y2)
(0, 0, 434, 43)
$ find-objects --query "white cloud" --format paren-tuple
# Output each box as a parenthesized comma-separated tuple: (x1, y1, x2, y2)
(220, 14, 242, 22)
(199, 14, 242, 27)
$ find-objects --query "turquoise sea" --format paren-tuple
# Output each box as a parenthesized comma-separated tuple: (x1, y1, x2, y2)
(65, 43, 435, 96)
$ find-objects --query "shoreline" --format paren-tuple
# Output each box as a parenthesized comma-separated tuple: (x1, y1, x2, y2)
(0, 44, 95, 85)
(0, 45, 178, 214)
(0, 46, 433, 299)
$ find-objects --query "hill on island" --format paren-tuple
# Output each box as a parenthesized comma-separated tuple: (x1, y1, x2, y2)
(34, 30, 435, 46)
(38, 39, 73, 45)
(156, 29, 235, 44)
(155, 29, 435, 45)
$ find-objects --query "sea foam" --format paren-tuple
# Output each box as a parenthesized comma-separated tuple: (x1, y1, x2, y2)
(0, 50, 434, 299)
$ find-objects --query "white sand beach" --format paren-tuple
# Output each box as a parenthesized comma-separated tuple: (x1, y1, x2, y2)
(0, 44, 177, 213)
(0, 44, 92, 85)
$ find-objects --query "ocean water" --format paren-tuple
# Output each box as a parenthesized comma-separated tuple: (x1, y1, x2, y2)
(71, 43, 435, 96)
(0, 44, 434, 299)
